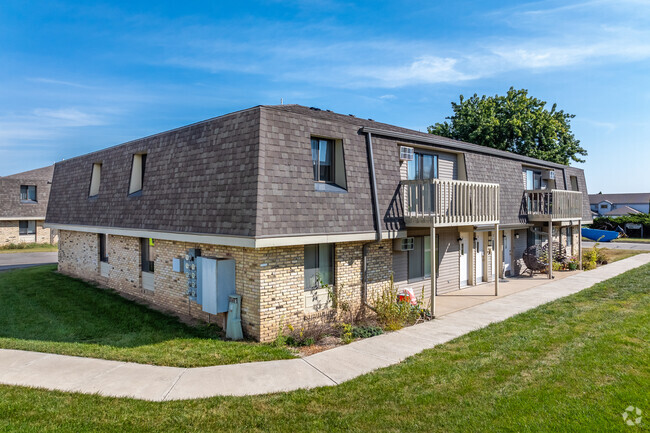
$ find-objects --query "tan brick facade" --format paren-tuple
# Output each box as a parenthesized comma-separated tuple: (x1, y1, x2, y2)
(57, 230, 397, 342)
(0, 219, 57, 247)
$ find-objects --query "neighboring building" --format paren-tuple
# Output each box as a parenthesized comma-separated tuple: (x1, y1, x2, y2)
(589, 193, 650, 216)
(0, 165, 57, 246)
(46, 105, 591, 342)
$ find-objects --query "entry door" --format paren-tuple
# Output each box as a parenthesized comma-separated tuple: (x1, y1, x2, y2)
(503, 230, 512, 276)
(459, 233, 469, 287)
(475, 236, 484, 283)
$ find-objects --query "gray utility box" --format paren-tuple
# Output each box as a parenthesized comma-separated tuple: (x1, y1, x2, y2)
(196, 257, 236, 315)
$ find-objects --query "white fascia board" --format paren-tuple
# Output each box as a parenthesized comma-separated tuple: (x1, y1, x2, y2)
(44, 223, 407, 248)
(0, 217, 45, 221)
(44, 223, 257, 248)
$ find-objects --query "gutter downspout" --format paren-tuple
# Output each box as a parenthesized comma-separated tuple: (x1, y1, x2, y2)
(362, 131, 382, 312)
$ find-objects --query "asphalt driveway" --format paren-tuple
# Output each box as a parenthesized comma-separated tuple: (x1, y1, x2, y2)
(0, 252, 58, 271)
(584, 241, 650, 251)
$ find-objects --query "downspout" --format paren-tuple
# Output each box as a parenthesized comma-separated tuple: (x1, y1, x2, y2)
(362, 131, 382, 311)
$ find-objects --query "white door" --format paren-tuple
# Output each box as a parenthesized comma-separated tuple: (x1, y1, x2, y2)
(459, 233, 469, 287)
(490, 235, 496, 280)
(503, 230, 512, 276)
(475, 235, 484, 283)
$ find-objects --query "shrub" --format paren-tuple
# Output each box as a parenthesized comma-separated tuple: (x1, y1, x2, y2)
(371, 275, 430, 331)
(0, 242, 57, 250)
(351, 325, 384, 339)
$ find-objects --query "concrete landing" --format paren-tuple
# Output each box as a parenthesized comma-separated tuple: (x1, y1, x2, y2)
(0, 253, 648, 401)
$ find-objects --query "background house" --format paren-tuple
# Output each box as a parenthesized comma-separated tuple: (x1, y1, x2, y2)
(589, 193, 650, 216)
(0, 165, 57, 246)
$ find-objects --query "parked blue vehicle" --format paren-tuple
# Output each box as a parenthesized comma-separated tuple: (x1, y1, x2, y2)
(581, 227, 620, 242)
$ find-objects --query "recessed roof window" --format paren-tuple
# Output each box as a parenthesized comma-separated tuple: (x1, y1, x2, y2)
(310, 137, 347, 191)
(20, 185, 37, 203)
(89, 163, 102, 197)
(129, 153, 147, 195)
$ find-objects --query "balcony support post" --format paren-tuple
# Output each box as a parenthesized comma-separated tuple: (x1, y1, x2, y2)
(430, 224, 437, 318)
(548, 221, 553, 279)
(578, 220, 583, 270)
(494, 223, 499, 296)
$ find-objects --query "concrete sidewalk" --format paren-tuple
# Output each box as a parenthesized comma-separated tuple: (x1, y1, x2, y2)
(0, 252, 58, 271)
(1, 253, 648, 401)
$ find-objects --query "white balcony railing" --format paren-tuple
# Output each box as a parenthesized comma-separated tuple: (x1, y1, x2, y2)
(524, 189, 583, 221)
(402, 179, 500, 227)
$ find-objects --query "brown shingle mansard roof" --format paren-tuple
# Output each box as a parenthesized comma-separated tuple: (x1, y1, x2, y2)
(0, 165, 54, 219)
(46, 105, 592, 238)
(589, 193, 650, 205)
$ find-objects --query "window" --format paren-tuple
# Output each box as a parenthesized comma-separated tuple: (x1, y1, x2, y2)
(600, 204, 608, 209)
(89, 163, 102, 197)
(18, 220, 35, 235)
(407, 152, 439, 180)
(408, 235, 439, 280)
(129, 153, 147, 195)
(311, 138, 334, 182)
(565, 227, 573, 247)
(525, 169, 543, 190)
(99, 234, 108, 263)
(570, 176, 579, 192)
(20, 185, 37, 202)
(304, 243, 334, 290)
(141, 238, 155, 272)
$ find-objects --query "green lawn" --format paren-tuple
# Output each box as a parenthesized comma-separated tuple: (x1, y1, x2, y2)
(0, 243, 58, 253)
(0, 265, 293, 367)
(1, 263, 649, 432)
(601, 248, 645, 263)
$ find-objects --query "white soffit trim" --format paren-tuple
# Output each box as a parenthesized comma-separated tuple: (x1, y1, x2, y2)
(0, 217, 45, 221)
(44, 223, 406, 248)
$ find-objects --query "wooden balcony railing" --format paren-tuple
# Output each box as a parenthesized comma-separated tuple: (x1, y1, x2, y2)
(401, 179, 500, 227)
(524, 189, 583, 221)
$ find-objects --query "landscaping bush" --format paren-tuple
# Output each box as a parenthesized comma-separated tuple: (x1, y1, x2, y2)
(371, 276, 431, 331)
(582, 242, 609, 269)
(0, 242, 57, 250)
(590, 214, 650, 238)
(351, 325, 384, 339)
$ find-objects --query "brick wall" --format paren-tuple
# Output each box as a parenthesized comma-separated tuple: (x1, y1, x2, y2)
(57, 230, 265, 339)
(57, 230, 398, 342)
(0, 220, 56, 246)
(0, 221, 19, 246)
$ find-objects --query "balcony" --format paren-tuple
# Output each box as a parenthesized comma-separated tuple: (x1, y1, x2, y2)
(401, 179, 500, 227)
(524, 189, 583, 222)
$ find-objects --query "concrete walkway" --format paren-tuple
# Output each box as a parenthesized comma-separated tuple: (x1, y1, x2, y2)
(0, 251, 58, 271)
(1, 253, 648, 401)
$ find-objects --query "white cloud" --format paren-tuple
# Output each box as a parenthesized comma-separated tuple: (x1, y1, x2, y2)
(32, 108, 106, 127)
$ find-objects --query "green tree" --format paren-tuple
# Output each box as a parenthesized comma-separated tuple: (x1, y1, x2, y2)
(428, 87, 587, 165)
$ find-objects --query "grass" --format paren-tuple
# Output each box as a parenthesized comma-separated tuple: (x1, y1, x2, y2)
(1, 262, 649, 432)
(600, 248, 645, 263)
(0, 265, 294, 367)
(614, 238, 650, 243)
(0, 242, 58, 253)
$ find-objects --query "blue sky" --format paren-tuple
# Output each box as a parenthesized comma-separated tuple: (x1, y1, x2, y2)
(1, 0, 649, 193)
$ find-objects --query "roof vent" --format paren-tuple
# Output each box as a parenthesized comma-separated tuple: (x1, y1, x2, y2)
(348, 114, 355, 117)
(368, 118, 374, 121)
(309, 107, 321, 111)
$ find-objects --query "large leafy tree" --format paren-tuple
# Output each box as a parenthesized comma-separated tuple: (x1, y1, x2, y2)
(428, 87, 587, 165)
